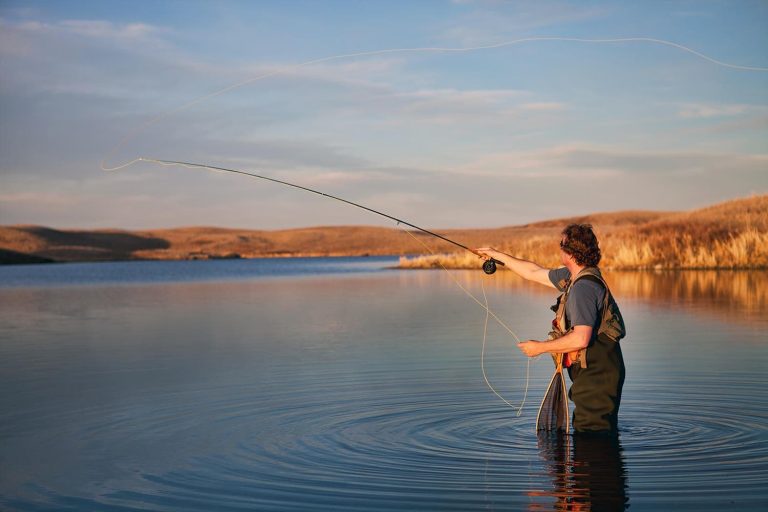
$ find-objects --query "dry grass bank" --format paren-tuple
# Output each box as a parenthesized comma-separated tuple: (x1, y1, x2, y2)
(399, 195, 768, 270)
(2, 195, 766, 268)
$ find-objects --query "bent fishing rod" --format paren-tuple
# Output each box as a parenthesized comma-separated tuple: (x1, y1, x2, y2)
(138, 157, 504, 274)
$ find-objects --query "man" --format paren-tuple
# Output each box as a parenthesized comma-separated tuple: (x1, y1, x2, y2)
(477, 224, 626, 434)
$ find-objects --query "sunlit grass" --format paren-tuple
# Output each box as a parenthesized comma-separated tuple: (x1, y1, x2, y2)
(400, 195, 768, 270)
(3, 194, 766, 268)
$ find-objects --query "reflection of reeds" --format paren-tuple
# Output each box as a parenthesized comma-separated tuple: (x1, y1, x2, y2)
(415, 268, 768, 328)
(605, 270, 768, 321)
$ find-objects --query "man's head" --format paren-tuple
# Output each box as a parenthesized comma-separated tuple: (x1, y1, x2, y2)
(560, 223, 601, 268)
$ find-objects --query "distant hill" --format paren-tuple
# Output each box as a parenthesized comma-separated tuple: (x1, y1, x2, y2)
(1, 194, 766, 268)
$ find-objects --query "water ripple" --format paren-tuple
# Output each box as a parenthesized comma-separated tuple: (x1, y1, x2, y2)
(6, 372, 764, 511)
(2, 267, 767, 510)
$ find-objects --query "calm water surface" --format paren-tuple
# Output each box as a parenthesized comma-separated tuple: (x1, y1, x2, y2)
(0, 258, 766, 511)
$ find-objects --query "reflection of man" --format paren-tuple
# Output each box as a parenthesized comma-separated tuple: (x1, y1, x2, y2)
(478, 224, 626, 433)
(535, 433, 629, 511)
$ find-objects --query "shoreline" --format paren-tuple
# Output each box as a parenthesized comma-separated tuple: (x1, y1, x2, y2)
(3, 194, 766, 269)
(3, 252, 767, 271)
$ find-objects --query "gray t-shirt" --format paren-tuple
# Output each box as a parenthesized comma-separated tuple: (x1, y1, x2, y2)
(548, 267, 606, 330)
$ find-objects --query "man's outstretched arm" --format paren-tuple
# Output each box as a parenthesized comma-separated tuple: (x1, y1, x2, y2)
(475, 247, 556, 289)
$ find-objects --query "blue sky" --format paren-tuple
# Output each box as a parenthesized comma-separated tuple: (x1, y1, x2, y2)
(1, 1, 766, 229)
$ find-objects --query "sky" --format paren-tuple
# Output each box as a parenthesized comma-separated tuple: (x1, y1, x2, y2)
(0, 0, 766, 230)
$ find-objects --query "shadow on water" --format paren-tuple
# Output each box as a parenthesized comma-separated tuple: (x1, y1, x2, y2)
(532, 433, 629, 512)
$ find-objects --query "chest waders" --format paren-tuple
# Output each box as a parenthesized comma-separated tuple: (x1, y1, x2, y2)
(536, 267, 627, 433)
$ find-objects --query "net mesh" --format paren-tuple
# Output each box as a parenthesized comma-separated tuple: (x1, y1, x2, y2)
(537, 355, 569, 432)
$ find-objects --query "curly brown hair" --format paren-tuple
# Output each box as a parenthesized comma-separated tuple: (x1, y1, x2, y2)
(560, 224, 601, 267)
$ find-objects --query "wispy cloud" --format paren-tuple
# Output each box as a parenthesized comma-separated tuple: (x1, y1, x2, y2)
(0, 16, 212, 100)
(442, 2, 608, 46)
(456, 144, 768, 178)
(395, 87, 523, 117)
(519, 102, 566, 111)
(397, 88, 526, 104)
(58, 19, 165, 40)
(0, 181, 162, 228)
(1, 3, 766, 229)
(0, 15, 565, 133)
(379, 88, 565, 125)
(206, 139, 371, 171)
(0, 190, 80, 206)
(0, 17, 169, 47)
(677, 103, 753, 119)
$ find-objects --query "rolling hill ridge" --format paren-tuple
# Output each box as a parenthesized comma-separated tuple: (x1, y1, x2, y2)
(1, 195, 766, 269)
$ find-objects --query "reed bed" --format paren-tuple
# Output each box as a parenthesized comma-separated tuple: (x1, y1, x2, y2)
(399, 195, 768, 270)
(399, 229, 768, 270)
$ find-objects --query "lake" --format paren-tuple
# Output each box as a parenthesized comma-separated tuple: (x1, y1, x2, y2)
(1, 258, 766, 511)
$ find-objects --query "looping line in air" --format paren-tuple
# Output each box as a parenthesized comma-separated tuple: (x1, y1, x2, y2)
(99, 35, 767, 413)
(101, 36, 767, 172)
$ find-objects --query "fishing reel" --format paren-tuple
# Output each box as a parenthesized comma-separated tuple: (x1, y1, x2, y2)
(483, 258, 499, 275)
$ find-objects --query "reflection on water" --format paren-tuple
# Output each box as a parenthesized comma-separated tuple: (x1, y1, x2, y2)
(606, 270, 768, 325)
(0, 261, 766, 510)
(533, 434, 628, 511)
(422, 268, 768, 327)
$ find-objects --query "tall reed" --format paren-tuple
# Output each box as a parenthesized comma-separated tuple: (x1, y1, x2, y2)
(399, 208, 768, 271)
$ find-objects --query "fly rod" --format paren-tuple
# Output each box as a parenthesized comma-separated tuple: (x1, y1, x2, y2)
(140, 157, 504, 274)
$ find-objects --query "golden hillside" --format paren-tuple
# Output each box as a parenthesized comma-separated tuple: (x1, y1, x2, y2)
(401, 195, 768, 270)
(1, 195, 766, 268)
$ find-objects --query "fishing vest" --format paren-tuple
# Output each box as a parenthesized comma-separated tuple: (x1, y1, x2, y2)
(549, 267, 626, 368)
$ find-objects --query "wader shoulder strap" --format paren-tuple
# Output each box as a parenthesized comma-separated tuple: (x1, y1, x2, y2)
(572, 267, 626, 342)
